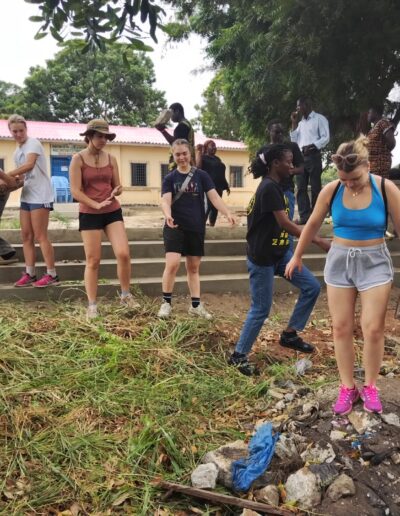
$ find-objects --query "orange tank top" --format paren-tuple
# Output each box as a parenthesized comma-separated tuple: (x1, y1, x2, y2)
(78, 153, 120, 214)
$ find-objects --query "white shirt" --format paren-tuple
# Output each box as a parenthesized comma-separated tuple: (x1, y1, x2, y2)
(14, 137, 54, 204)
(290, 111, 330, 150)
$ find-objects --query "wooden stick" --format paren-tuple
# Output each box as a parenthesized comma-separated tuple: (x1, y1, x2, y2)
(158, 481, 294, 515)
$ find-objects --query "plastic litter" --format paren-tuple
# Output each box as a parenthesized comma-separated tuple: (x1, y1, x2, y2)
(231, 422, 279, 492)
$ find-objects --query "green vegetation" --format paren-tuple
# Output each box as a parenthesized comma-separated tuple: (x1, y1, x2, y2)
(0, 41, 165, 125)
(50, 211, 71, 228)
(0, 217, 20, 229)
(0, 298, 296, 513)
(171, 0, 400, 146)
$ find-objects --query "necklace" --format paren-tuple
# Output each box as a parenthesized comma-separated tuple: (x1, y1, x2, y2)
(88, 149, 101, 168)
(350, 182, 368, 197)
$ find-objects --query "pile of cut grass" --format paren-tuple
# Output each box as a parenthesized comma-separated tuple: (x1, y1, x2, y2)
(0, 297, 298, 514)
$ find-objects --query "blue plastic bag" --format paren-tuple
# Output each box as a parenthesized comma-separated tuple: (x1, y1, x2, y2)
(231, 422, 279, 492)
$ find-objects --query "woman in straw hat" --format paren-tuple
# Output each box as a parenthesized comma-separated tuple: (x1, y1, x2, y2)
(0, 114, 59, 287)
(69, 119, 138, 319)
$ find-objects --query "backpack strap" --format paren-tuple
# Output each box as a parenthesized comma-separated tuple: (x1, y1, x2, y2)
(172, 167, 195, 204)
(381, 177, 388, 230)
(329, 180, 341, 213)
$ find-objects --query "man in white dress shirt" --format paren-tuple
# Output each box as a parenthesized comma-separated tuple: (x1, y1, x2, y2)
(290, 96, 330, 224)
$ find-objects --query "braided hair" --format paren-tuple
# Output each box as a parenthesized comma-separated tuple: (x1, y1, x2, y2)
(249, 144, 291, 179)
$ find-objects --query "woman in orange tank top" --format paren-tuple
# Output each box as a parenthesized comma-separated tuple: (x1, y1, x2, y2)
(69, 119, 139, 319)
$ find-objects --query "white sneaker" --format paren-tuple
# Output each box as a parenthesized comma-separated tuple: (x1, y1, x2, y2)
(188, 303, 212, 320)
(157, 301, 172, 318)
(120, 293, 140, 309)
(86, 304, 98, 320)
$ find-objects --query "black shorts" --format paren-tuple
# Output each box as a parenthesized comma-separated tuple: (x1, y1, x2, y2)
(163, 226, 205, 256)
(79, 208, 123, 231)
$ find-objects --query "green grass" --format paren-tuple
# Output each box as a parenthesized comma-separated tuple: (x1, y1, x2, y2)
(50, 211, 71, 228)
(0, 217, 20, 229)
(0, 298, 300, 514)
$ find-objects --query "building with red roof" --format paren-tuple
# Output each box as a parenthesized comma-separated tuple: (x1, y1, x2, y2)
(0, 120, 253, 207)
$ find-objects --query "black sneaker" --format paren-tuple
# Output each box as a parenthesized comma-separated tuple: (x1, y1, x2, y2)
(280, 331, 314, 353)
(228, 352, 259, 376)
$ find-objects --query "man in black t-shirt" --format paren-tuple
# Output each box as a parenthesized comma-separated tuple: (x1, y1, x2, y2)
(155, 103, 195, 170)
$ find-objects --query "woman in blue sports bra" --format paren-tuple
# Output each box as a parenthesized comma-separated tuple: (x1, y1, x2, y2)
(285, 136, 400, 416)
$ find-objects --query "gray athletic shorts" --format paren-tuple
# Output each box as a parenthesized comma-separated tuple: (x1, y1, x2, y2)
(324, 242, 393, 291)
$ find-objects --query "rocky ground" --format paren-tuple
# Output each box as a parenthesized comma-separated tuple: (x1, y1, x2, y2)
(185, 289, 400, 516)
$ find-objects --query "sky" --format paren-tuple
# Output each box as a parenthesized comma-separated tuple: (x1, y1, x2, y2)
(0, 0, 214, 121)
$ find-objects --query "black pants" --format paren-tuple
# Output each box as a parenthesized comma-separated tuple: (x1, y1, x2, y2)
(206, 188, 223, 226)
(295, 153, 322, 223)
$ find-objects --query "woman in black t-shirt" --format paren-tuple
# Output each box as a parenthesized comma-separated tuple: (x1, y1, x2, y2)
(228, 145, 329, 376)
(196, 140, 230, 226)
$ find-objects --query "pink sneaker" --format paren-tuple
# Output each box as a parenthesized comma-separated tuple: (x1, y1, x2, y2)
(14, 273, 37, 287)
(333, 385, 360, 415)
(32, 274, 60, 288)
(360, 385, 383, 414)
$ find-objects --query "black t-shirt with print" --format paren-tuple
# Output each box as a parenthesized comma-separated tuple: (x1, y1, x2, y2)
(246, 177, 290, 266)
(162, 168, 215, 233)
(258, 142, 303, 192)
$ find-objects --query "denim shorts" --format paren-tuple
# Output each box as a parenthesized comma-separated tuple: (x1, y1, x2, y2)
(324, 242, 393, 291)
(21, 202, 54, 211)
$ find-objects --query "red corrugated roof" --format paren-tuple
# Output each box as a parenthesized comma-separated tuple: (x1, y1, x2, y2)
(0, 119, 246, 151)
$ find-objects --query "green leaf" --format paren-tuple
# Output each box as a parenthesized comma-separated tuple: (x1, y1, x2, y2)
(34, 32, 48, 40)
(29, 15, 44, 22)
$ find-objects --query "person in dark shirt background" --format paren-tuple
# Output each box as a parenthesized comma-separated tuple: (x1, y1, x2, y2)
(155, 102, 195, 170)
(195, 139, 230, 226)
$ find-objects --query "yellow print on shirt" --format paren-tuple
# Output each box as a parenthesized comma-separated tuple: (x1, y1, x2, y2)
(272, 229, 289, 247)
(247, 194, 255, 215)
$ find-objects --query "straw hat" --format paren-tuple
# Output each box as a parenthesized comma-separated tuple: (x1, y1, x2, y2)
(80, 119, 116, 140)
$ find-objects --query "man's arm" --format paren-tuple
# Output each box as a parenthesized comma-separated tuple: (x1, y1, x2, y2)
(313, 114, 330, 149)
(155, 124, 174, 144)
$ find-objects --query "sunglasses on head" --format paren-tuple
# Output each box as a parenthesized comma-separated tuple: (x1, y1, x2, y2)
(331, 153, 362, 167)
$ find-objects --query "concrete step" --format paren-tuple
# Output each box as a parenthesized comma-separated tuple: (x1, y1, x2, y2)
(2, 268, 400, 302)
(11, 238, 400, 262)
(0, 272, 320, 301)
(11, 240, 248, 261)
(4, 251, 400, 284)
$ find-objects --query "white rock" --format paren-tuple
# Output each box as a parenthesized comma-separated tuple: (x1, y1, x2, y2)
(381, 413, 400, 427)
(391, 452, 400, 465)
(268, 389, 284, 400)
(285, 467, 321, 509)
(191, 463, 218, 489)
(275, 434, 307, 461)
(202, 440, 248, 489)
(284, 393, 295, 402)
(301, 443, 336, 464)
(275, 400, 286, 411)
(326, 473, 356, 502)
(295, 358, 313, 376)
(348, 411, 380, 434)
(254, 484, 280, 506)
(303, 400, 319, 414)
(330, 430, 347, 441)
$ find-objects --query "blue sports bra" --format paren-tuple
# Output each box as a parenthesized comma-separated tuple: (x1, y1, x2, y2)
(331, 174, 387, 240)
